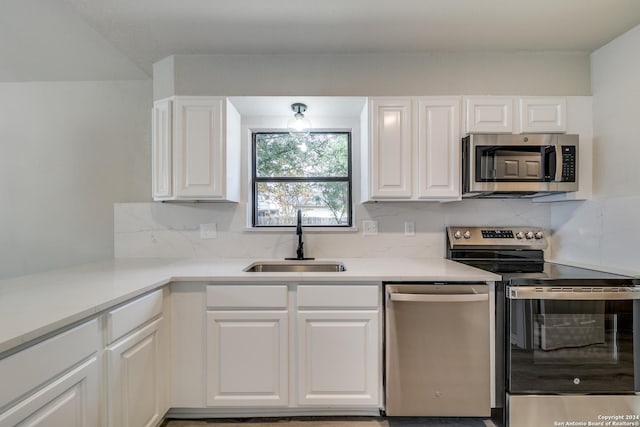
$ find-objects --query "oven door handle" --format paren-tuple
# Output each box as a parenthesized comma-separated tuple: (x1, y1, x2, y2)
(508, 286, 640, 300)
(389, 292, 488, 303)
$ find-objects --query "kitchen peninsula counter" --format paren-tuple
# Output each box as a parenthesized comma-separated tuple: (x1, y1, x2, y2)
(0, 257, 499, 354)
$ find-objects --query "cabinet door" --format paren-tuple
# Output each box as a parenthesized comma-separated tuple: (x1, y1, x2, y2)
(206, 311, 288, 407)
(416, 97, 461, 200)
(106, 318, 166, 427)
(173, 97, 226, 199)
(465, 97, 514, 133)
(296, 311, 380, 406)
(152, 98, 173, 200)
(368, 98, 413, 199)
(0, 357, 99, 427)
(519, 97, 567, 133)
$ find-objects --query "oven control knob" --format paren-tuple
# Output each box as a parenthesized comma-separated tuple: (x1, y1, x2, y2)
(516, 232, 525, 239)
(525, 231, 535, 239)
(535, 231, 544, 239)
(453, 231, 462, 239)
(463, 231, 471, 239)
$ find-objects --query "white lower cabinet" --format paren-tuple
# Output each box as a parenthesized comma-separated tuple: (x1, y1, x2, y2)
(0, 320, 100, 427)
(296, 285, 381, 407)
(106, 318, 165, 427)
(0, 358, 99, 427)
(201, 283, 382, 412)
(296, 311, 379, 406)
(105, 289, 169, 427)
(205, 285, 289, 407)
(206, 311, 288, 406)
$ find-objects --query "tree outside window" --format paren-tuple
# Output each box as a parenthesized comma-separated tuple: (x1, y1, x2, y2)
(252, 132, 352, 227)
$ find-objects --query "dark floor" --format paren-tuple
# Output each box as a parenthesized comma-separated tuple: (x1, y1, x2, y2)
(163, 416, 496, 427)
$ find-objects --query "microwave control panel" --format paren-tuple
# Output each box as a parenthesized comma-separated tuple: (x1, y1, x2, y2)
(561, 146, 576, 182)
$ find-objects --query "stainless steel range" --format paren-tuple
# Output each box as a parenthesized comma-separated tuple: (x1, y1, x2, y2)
(446, 226, 640, 427)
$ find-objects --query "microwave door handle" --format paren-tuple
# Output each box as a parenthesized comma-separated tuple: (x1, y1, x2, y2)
(545, 146, 558, 181)
(552, 145, 562, 181)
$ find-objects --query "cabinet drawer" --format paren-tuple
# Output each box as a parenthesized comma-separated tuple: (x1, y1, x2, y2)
(107, 289, 163, 343)
(297, 285, 379, 309)
(207, 285, 288, 309)
(0, 319, 99, 409)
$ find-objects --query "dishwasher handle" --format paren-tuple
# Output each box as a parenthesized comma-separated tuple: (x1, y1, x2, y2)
(389, 292, 488, 303)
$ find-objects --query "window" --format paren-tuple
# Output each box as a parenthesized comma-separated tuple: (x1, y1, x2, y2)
(252, 132, 352, 227)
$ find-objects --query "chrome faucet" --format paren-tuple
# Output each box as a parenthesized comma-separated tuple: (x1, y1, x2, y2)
(286, 209, 314, 260)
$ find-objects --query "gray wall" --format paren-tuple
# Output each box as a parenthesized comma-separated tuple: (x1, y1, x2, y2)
(154, 52, 591, 99)
(591, 25, 640, 198)
(0, 81, 152, 279)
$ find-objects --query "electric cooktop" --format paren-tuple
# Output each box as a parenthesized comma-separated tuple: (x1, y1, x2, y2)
(446, 226, 638, 285)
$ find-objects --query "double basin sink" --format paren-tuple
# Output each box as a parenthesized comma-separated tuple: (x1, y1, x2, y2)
(244, 261, 346, 273)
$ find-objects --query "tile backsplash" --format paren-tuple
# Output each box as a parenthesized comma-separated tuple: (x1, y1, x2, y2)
(115, 200, 550, 259)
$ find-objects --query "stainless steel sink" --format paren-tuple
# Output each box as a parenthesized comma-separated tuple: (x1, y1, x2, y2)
(244, 261, 346, 272)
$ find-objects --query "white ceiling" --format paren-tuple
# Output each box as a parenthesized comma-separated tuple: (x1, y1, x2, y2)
(2, 0, 640, 81)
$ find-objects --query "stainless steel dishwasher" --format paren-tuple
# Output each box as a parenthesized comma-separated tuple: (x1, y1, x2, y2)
(384, 283, 491, 417)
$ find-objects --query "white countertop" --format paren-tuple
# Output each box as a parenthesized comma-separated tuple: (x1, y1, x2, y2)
(0, 257, 499, 355)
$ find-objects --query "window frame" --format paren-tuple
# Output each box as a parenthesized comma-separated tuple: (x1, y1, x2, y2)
(251, 131, 353, 228)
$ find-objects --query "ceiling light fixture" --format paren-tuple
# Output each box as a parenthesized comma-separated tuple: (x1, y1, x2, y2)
(287, 103, 312, 137)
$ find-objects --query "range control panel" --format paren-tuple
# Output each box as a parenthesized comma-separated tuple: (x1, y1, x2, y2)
(447, 226, 548, 249)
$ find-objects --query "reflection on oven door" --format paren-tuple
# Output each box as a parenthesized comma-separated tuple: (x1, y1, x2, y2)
(539, 301, 606, 350)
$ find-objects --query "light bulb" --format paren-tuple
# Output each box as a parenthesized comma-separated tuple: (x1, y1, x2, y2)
(293, 115, 306, 131)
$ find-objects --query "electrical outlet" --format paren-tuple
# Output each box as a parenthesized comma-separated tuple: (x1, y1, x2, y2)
(404, 221, 415, 236)
(362, 220, 378, 236)
(200, 223, 217, 239)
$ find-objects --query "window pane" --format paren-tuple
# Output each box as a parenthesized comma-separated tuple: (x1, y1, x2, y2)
(256, 182, 350, 226)
(255, 133, 349, 178)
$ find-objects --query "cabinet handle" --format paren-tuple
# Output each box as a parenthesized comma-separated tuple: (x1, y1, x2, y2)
(389, 293, 488, 303)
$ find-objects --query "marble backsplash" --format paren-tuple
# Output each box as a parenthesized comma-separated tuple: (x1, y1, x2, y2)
(114, 200, 550, 259)
(550, 195, 640, 274)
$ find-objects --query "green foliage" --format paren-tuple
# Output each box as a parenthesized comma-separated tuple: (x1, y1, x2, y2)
(256, 133, 348, 178)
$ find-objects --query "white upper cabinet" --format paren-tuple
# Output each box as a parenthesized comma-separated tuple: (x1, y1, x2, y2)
(416, 97, 461, 200)
(519, 97, 567, 133)
(152, 96, 241, 201)
(152, 99, 172, 199)
(364, 97, 461, 202)
(464, 96, 514, 134)
(367, 98, 413, 199)
(464, 96, 567, 134)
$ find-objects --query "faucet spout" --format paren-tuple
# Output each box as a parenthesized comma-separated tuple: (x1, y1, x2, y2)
(285, 209, 315, 261)
(296, 208, 303, 236)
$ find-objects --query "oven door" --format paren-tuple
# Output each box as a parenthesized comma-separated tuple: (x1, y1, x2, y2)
(506, 286, 640, 394)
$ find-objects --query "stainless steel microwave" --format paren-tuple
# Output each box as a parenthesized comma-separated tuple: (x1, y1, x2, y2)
(462, 133, 578, 198)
